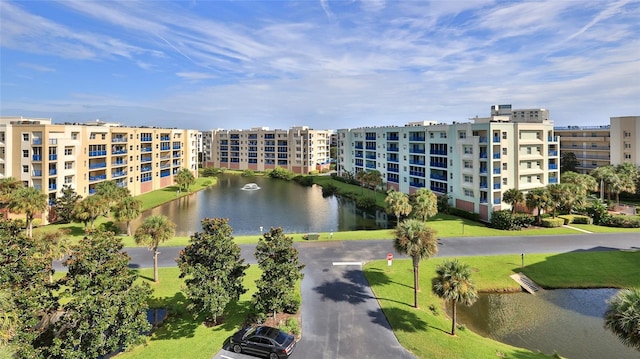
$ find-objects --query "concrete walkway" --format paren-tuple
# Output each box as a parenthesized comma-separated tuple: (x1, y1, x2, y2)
(562, 225, 593, 234)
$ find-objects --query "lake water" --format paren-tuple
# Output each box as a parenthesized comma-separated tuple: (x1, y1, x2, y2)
(133, 174, 392, 236)
(452, 289, 638, 359)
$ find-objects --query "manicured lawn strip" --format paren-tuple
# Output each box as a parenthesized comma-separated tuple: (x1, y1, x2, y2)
(136, 177, 216, 212)
(364, 250, 640, 359)
(312, 175, 388, 208)
(119, 266, 261, 359)
(568, 223, 640, 233)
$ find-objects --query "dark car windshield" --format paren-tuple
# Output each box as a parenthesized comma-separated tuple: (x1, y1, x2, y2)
(242, 327, 257, 340)
(274, 331, 290, 345)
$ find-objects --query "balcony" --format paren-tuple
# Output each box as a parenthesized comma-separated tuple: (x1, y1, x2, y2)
(89, 150, 107, 157)
(493, 136, 500, 143)
(173, 145, 182, 150)
(387, 146, 399, 152)
(386, 157, 398, 162)
(365, 135, 376, 140)
(365, 154, 376, 159)
(141, 166, 152, 172)
(49, 169, 57, 176)
(410, 182, 425, 188)
(493, 154, 501, 159)
(387, 134, 399, 141)
(479, 153, 488, 159)
(549, 177, 558, 184)
(160, 145, 171, 151)
(33, 170, 42, 177)
(410, 160, 426, 166)
(387, 167, 399, 173)
(355, 153, 363, 158)
(33, 154, 42, 161)
(112, 137, 127, 143)
(48, 184, 57, 191)
(410, 171, 425, 177)
(409, 148, 425, 154)
(493, 183, 501, 190)
(480, 183, 488, 189)
(366, 163, 376, 169)
(479, 136, 488, 143)
(112, 149, 127, 155)
(494, 198, 501, 205)
(549, 164, 558, 170)
(160, 172, 171, 178)
(89, 162, 107, 169)
(430, 186, 446, 193)
(112, 171, 127, 178)
(112, 160, 127, 166)
(430, 149, 447, 155)
(160, 135, 170, 141)
(548, 136, 559, 142)
(430, 173, 446, 181)
(480, 168, 488, 174)
(548, 150, 558, 156)
(429, 162, 446, 168)
(141, 136, 152, 142)
(49, 154, 58, 161)
(493, 169, 501, 174)
(32, 138, 43, 145)
(387, 177, 399, 183)
(141, 147, 152, 153)
(355, 144, 363, 149)
(409, 135, 425, 142)
(141, 156, 153, 162)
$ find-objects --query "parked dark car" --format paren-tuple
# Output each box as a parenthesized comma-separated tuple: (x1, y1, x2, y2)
(230, 325, 296, 359)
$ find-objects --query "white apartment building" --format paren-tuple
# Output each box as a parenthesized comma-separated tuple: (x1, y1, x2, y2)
(1, 116, 199, 223)
(554, 116, 639, 174)
(337, 105, 560, 221)
(203, 126, 332, 174)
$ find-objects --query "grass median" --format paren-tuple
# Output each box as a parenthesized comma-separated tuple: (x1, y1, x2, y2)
(363, 250, 640, 359)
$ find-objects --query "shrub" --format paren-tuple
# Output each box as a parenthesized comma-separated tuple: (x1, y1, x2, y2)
(355, 196, 376, 210)
(489, 210, 520, 230)
(558, 215, 573, 225)
(512, 213, 535, 228)
(321, 183, 338, 197)
(283, 294, 301, 314)
(603, 215, 640, 228)
(449, 208, 481, 222)
(572, 215, 592, 224)
(293, 175, 314, 187)
(241, 169, 255, 177)
(541, 218, 564, 228)
(279, 317, 300, 336)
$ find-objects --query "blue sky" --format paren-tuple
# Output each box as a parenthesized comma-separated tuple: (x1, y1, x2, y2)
(1, 0, 639, 131)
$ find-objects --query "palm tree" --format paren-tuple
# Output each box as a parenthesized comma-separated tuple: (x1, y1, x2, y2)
(616, 163, 639, 203)
(365, 170, 383, 197)
(591, 165, 616, 201)
(546, 184, 568, 218)
(384, 190, 412, 223)
(112, 196, 142, 236)
(525, 188, 549, 225)
(95, 180, 120, 217)
(34, 230, 70, 283)
(411, 188, 438, 221)
(134, 215, 176, 282)
(8, 187, 47, 238)
(603, 287, 640, 351)
(0, 177, 23, 206)
(175, 168, 196, 193)
(394, 219, 438, 308)
(561, 172, 598, 212)
(502, 188, 524, 214)
(431, 259, 478, 336)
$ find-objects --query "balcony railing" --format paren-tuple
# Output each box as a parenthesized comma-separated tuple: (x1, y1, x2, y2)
(549, 164, 558, 170)
(112, 149, 127, 155)
(141, 136, 152, 142)
(49, 169, 57, 175)
(493, 169, 501, 174)
(430, 150, 447, 155)
(410, 160, 426, 166)
(141, 147, 152, 152)
(479, 136, 487, 143)
(387, 147, 399, 152)
(493, 136, 500, 142)
(387, 167, 399, 173)
(33, 155, 42, 161)
(387, 135, 399, 141)
(89, 150, 107, 157)
(409, 148, 425, 154)
(493, 154, 501, 159)
(430, 174, 446, 181)
(410, 171, 425, 177)
(410, 182, 425, 188)
(32, 138, 43, 145)
(429, 162, 446, 168)
(548, 136, 559, 142)
(112, 171, 127, 178)
(141, 166, 152, 172)
(173, 145, 182, 149)
(89, 162, 107, 169)
(112, 137, 127, 143)
(430, 186, 446, 193)
(480, 153, 488, 159)
(549, 177, 558, 184)
(33, 170, 42, 177)
(49, 154, 58, 161)
(480, 183, 488, 189)
(493, 183, 501, 190)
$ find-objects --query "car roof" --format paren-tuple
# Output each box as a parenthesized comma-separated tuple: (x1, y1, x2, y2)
(254, 326, 280, 339)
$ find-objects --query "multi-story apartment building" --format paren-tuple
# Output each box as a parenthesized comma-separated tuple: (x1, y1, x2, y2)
(554, 116, 639, 174)
(203, 126, 332, 174)
(337, 105, 560, 221)
(1, 116, 199, 222)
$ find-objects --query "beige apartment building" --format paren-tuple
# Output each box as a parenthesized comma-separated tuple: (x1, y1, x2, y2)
(203, 126, 332, 174)
(337, 105, 560, 221)
(554, 116, 639, 174)
(1, 116, 199, 223)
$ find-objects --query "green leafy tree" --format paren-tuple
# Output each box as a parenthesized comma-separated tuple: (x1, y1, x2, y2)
(253, 227, 305, 320)
(385, 190, 412, 222)
(95, 181, 121, 217)
(72, 195, 108, 231)
(616, 163, 639, 202)
(55, 185, 81, 224)
(52, 231, 151, 359)
(502, 188, 524, 214)
(394, 219, 438, 308)
(561, 172, 598, 212)
(134, 215, 176, 283)
(410, 188, 438, 221)
(431, 259, 478, 336)
(0, 288, 19, 355)
(364, 170, 383, 197)
(0, 177, 23, 207)
(175, 168, 197, 193)
(177, 218, 248, 325)
(604, 287, 640, 351)
(112, 196, 142, 236)
(0, 218, 58, 358)
(8, 186, 48, 238)
(560, 152, 579, 173)
(525, 188, 549, 225)
(546, 183, 569, 218)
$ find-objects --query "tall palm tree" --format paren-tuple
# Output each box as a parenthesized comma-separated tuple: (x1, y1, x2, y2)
(502, 188, 524, 214)
(591, 165, 616, 201)
(384, 190, 412, 223)
(0, 177, 23, 206)
(616, 163, 639, 203)
(394, 219, 438, 308)
(95, 180, 120, 217)
(546, 184, 567, 218)
(431, 259, 478, 336)
(175, 168, 196, 193)
(112, 196, 142, 236)
(72, 195, 108, 231)
(604, 287, 640, 351)
(134, 215, 176, 282)
(411, 188, 438, 221)
(8, 187, 47, 238)
(525, 188, 549, 225)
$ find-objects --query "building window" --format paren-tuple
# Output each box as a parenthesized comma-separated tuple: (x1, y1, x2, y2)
(527, 176, 532, 183)
(502, 132, 507, 139)
(440, 133, 447, 138)
(502, 163, 507, 170)
(23, 150, 29, 158)
(502, 178, 508, 185)
(502, 148, 507, 155)
(464, 189, 474, 197)
(71, 132, 78, 140)
(463, 146, 473, 154)
(23, 165, 29, 173)
(64, 162, 73, 170)
(64, 176, 73, 184)
(64, 148, 73, 156)
(459, 131, 466, 139)
(624, 153, 631, 159)
(90, 133, 96, 139)
(464, 175, 473, 183)
(527, 162, 532, 169)
(23, 133, 29, 141)
(527, 147, 532, 155)
(464, 161, 472, 169)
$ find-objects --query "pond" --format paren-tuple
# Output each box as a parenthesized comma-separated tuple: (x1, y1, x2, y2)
(132, 174, 392, 236)
(452, 289, 638, 359)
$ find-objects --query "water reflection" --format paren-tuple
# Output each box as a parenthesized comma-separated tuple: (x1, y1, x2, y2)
(132, 174, 392, 236)
(452, 289, 637, 359)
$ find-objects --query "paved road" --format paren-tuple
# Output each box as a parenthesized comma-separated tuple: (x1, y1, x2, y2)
(53, 232, 639, 359)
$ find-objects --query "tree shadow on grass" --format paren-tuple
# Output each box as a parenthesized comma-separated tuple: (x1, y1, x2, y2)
(148, 292, 201, 340)
(368, 307, 430, 333)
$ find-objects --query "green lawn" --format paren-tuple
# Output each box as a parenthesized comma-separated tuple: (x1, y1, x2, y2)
(364, 250, 640, 359)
